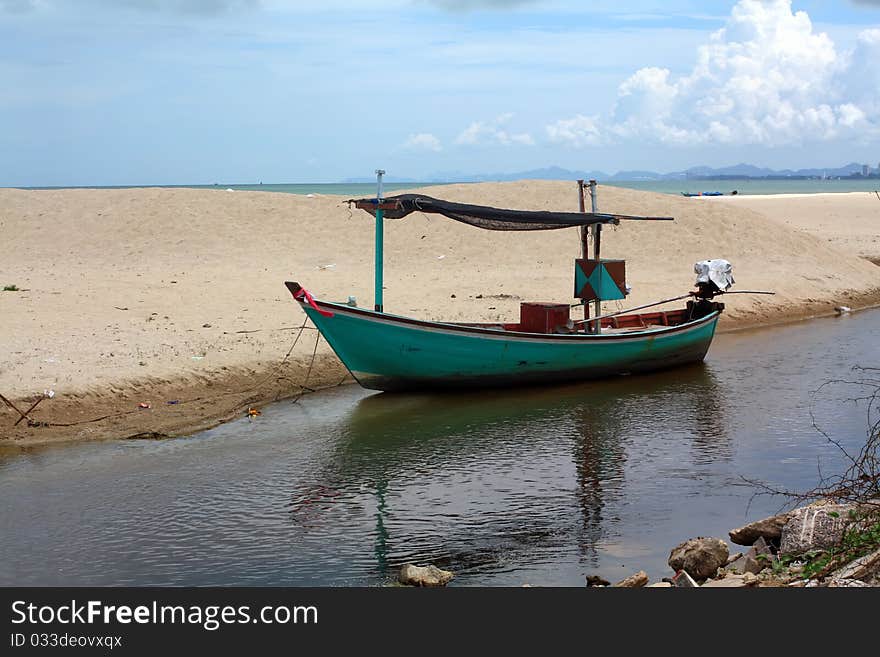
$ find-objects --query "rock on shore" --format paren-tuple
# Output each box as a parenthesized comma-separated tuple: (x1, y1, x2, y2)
(668, 537, 730, 581)
(398, 564, 455, 587)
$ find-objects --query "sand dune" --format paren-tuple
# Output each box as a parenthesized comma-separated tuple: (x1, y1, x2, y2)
(705, 192, 880, 262)
(2, 182, 879, 446)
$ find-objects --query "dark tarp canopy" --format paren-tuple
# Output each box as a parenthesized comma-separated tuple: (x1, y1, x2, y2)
(349, 194, 673, 231)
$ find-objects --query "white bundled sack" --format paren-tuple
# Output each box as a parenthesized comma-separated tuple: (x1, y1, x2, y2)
(694, 259, 734, 292)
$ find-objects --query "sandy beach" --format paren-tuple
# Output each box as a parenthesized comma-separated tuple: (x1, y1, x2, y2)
(705, 192, 880, 264)
(2, 182, 879, 448)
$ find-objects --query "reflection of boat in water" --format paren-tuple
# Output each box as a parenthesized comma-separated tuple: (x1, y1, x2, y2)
(343, 363, 725, 452)
(287, 363, 730, 578)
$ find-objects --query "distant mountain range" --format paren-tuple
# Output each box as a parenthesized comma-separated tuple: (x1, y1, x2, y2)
(342, 162, 876, 183)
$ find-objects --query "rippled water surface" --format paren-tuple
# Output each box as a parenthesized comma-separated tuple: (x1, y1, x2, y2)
(1, 310, 878, 586)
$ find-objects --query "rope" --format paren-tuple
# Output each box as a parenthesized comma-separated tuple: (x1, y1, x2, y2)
(246, 315, 310, 391)
(289, 329, 323, 404)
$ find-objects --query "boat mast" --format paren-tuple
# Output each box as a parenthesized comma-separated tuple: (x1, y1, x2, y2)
(589, 180, 601, 334)
(374, 169, 385, 312)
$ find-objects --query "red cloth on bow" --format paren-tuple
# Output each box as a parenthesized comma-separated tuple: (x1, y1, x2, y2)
(294, 287, 334, 317)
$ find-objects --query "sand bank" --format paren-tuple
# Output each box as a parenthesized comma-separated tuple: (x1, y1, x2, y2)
(704, 191, 880, 262)
(2, 181, 879, 448)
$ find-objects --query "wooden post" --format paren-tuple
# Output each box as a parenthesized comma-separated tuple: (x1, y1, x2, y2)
(374, 169, 385, 312)
(589, 180, 601, 334)
(577, 179, 590, 325)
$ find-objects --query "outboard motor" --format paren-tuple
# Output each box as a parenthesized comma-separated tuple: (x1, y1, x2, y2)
(688, 259, 733, 319)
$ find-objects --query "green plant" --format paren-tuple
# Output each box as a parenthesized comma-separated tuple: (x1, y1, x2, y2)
(2, 284, 19, 292)
(758, 554, 800, 576)
(770, 553, 795, 576)
(798, 515, 880, 579)
(801, 551, 833, 579)
(842, 517, 880, 554)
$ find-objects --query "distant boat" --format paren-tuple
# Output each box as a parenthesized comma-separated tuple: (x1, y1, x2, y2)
(681, 191, 724, 197)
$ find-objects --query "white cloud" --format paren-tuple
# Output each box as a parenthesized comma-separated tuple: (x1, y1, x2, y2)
(548, 0, 880, 148)
(454, 113, 534, 146)
(841, 28, 880, 124)
(507, 132, 535, 145)
(403, 133, 442, 151)
(545, 114, 602, 148)
(838, 103, 866, 128)
(455, 121, 485, 145)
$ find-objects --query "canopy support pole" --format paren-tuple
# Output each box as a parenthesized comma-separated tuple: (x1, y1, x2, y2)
(577, 179, 590, 326)
(374, 169, 385, 312)
(589, 180, 601, 334)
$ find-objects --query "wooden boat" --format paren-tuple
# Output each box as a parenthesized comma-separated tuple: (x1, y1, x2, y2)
(285, 176, 728, 392)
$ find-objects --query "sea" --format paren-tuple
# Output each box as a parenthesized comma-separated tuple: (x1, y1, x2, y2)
(20, 178, 880, 197)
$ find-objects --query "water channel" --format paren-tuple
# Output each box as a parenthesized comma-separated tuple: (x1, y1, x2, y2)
(1, 310, 877, 586)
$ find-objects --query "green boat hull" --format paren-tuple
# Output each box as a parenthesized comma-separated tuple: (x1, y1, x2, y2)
(292, 294, 721, 392)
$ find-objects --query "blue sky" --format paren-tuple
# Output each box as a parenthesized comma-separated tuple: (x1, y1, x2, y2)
(1, 0, 879, 185)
